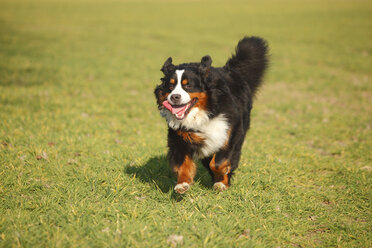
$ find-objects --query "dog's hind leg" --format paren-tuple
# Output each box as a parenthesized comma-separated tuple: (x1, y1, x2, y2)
(209, 151, 233, 192)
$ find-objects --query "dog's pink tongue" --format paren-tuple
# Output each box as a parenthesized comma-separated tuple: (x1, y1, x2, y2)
(162, 100, 188, 116)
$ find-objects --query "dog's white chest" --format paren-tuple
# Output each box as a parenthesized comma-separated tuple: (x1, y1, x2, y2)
(162, 107, 230, 158)
(195, 114, 230, 158)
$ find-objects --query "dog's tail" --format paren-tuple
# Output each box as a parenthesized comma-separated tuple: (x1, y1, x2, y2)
(224, 36, 269, 95)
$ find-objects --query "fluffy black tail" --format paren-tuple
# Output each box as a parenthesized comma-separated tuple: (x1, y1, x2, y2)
(224, 36, 269, 95)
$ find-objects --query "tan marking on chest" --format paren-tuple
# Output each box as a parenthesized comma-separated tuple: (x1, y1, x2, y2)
(177, 130, 204, 144)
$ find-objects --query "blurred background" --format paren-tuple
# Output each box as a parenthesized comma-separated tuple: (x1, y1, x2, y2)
(0, 0, 371, 247)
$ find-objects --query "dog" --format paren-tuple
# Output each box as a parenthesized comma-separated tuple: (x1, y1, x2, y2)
(154, 37, 268, 193)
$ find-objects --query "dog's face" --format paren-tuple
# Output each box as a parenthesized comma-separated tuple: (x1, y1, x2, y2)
(155, 56, 212, 121)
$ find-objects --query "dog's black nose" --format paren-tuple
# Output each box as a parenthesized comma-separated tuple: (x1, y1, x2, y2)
(170, 94, 181, 104)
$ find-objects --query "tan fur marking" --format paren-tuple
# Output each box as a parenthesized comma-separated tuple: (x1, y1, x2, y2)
(223, 128, 232, 149)
(173, 155, 196, 184)
(157, 91, 169, 105)
(170, 79, 175, 84)
(189, 92, 208, 110)
(182, 79, 188, 85)
(209, 155, 231, 186)
(177, 131, 204, 144)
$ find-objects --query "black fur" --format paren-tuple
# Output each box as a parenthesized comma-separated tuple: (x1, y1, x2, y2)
(154, 36, 268, 191)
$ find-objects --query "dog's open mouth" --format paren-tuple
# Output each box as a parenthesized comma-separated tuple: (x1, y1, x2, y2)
(162, 98, 198, 120)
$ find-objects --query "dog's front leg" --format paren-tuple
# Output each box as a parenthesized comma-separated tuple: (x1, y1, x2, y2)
(169, 151, 196, 194)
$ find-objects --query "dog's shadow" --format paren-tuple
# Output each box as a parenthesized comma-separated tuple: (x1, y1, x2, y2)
(125, 155, 213, 196)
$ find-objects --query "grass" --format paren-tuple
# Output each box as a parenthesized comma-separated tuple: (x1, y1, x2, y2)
(0, 0, 371, 247)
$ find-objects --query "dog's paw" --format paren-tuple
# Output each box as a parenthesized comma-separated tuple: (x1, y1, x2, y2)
(213, 182, 228, 192)
(174, 182, 190, 194)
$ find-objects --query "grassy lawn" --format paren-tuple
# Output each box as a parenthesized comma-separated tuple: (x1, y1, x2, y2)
(0, 0, 371, 247)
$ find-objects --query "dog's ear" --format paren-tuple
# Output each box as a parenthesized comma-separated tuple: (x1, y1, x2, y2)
(199, 55, 212, 77)
(161, 57, 175, 75)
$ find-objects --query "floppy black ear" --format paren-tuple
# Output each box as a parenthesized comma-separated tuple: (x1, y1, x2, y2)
(199, 55, 212, 77)
(160, 57, 175, 75)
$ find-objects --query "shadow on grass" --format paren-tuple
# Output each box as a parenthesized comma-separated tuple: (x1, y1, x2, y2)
(125, 155, 213, 199)
(125, 155, 174, 193)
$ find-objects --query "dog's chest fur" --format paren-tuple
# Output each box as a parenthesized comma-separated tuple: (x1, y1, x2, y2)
(161, 107, 230, 158)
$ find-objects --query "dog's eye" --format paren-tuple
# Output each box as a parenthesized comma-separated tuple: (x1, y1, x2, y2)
(169, 85, 174, 90)
(182, 79, 190, 90)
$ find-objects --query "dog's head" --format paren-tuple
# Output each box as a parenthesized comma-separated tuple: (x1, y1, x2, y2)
(154, 56, 212, 121)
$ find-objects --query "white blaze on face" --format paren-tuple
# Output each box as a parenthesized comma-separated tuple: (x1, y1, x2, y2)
(167, 69, 191, 105)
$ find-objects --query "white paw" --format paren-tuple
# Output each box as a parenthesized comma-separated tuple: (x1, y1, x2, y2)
(213, 182, 228, 192)
(174, 182, 190, 194)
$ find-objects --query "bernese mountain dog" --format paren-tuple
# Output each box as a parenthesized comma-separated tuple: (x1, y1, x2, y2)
(154, 37, 268, 194)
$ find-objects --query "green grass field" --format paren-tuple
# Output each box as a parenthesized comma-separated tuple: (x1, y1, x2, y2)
(0, 0, 371, 247)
